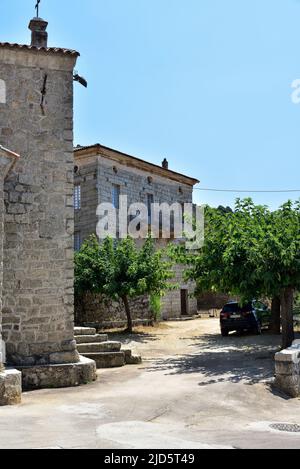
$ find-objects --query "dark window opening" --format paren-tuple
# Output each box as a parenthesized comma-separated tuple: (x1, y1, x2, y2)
(112, 184, 120, 209)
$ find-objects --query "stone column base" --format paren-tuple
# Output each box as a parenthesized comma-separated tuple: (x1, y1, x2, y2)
(17, 356, 97, 391)
(0, 368, 22, 406)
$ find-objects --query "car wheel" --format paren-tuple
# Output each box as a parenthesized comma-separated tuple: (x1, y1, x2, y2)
(221, 329, 229, 337)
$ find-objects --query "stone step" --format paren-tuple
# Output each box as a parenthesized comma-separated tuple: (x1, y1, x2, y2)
(74, 327, 97, 336)
(75, 334, 108, 344)
(81, 352, 125, 369)
(77, 341, 122, 354)
(123, 349, 142, 365)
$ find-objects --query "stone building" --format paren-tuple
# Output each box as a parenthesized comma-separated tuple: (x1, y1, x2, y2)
(0, 147, 22, 405)
(74, 144, 199, 325)
(0, 15, 96, 405)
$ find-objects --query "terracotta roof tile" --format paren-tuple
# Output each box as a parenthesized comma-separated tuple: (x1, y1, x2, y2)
(0, 42, 79, 57)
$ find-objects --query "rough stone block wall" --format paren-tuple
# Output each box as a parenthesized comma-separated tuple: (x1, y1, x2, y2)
(74, 161, 98, 245)
(197, 292, 231, 311)
(0, 150, 18, 370)
(0, 171, 4, 370)
(75, 292, 152, 327)
(0, 47, 79, 366)
(161, 263, 198, 319)
(0, 164, 5, 370)
(95, 154, 193, 223)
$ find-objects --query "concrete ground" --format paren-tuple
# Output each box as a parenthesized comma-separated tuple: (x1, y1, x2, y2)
(1, 318, 300, 449)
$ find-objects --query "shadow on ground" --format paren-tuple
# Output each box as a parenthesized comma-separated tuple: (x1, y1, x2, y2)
(106, 330, 160, 345)
(144, 332, 283, 386)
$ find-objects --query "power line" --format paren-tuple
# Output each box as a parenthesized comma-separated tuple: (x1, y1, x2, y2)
(194, 187, 300, 194)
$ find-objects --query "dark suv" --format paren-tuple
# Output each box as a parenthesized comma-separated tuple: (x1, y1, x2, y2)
(220, 300, 271, 337)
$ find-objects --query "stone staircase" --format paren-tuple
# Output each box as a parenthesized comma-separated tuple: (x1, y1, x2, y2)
(74, 327, 142, 369)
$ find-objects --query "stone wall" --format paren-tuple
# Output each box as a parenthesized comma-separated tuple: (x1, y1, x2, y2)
(0, 149, 19, 369)
(74, 148, 198, 320)
(95, 151, 193, 209)
(74, 160, 98, 246)
(0, 159, 6, 370)
(197, 292, 231, 311)
(75, 292, 152, 327)
(0, 149, 23, 406)
(161, 263, 198, 319)
(0, 46, 79, 366)
(0, 369, 22, 406)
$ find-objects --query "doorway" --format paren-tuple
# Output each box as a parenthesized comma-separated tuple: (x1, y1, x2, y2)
(181, 289, 189, 316)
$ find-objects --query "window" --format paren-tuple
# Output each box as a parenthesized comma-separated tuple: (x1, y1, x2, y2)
(0, 79, 6, 104)
(147, 194, 154, 224)
(181, 202, 185, 225)
(74, 232, 81, 252)
(181, 289, 189, 316)
(74, 184, 81, 210)
(112, 184, 120, 209)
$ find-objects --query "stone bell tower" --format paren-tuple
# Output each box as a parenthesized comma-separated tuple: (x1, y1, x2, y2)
(0, 15, 96, 394)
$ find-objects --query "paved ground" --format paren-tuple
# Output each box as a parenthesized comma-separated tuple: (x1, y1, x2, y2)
(1, 318, 300, 449)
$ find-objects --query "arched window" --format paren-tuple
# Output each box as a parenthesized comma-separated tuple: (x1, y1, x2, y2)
(0, 79, 6, 104)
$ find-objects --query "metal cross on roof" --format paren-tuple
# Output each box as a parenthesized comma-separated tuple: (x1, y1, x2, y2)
(35, 0, 41, 17)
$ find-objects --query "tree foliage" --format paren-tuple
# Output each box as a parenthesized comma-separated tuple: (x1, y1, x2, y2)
(174, 198, 300, 348)
(75, 235, 173, 332)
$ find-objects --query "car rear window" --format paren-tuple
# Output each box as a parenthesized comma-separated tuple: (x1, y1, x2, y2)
(240, 303, 252, 313)
(223, 304, 240, 313)
(223, 303, 252, 313)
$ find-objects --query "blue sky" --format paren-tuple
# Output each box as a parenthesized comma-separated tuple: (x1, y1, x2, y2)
(2, 0, 300, 209)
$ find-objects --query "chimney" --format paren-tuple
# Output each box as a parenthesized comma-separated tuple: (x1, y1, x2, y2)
(28, 17, 48, 48)
(162, 158, 169, 170)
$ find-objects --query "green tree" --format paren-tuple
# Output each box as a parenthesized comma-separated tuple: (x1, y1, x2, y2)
(265, 201, 300, 347)
(177, 199, 300, 349)
(75, 236, 173, 333)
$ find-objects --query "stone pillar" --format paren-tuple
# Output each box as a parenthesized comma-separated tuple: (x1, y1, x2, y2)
(0, 147, 22, 406)
(0, 147, 19, 369)
(0, 20, 96, 390)
(275, 340, 300, 398)
(0, 45, 80, 369)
